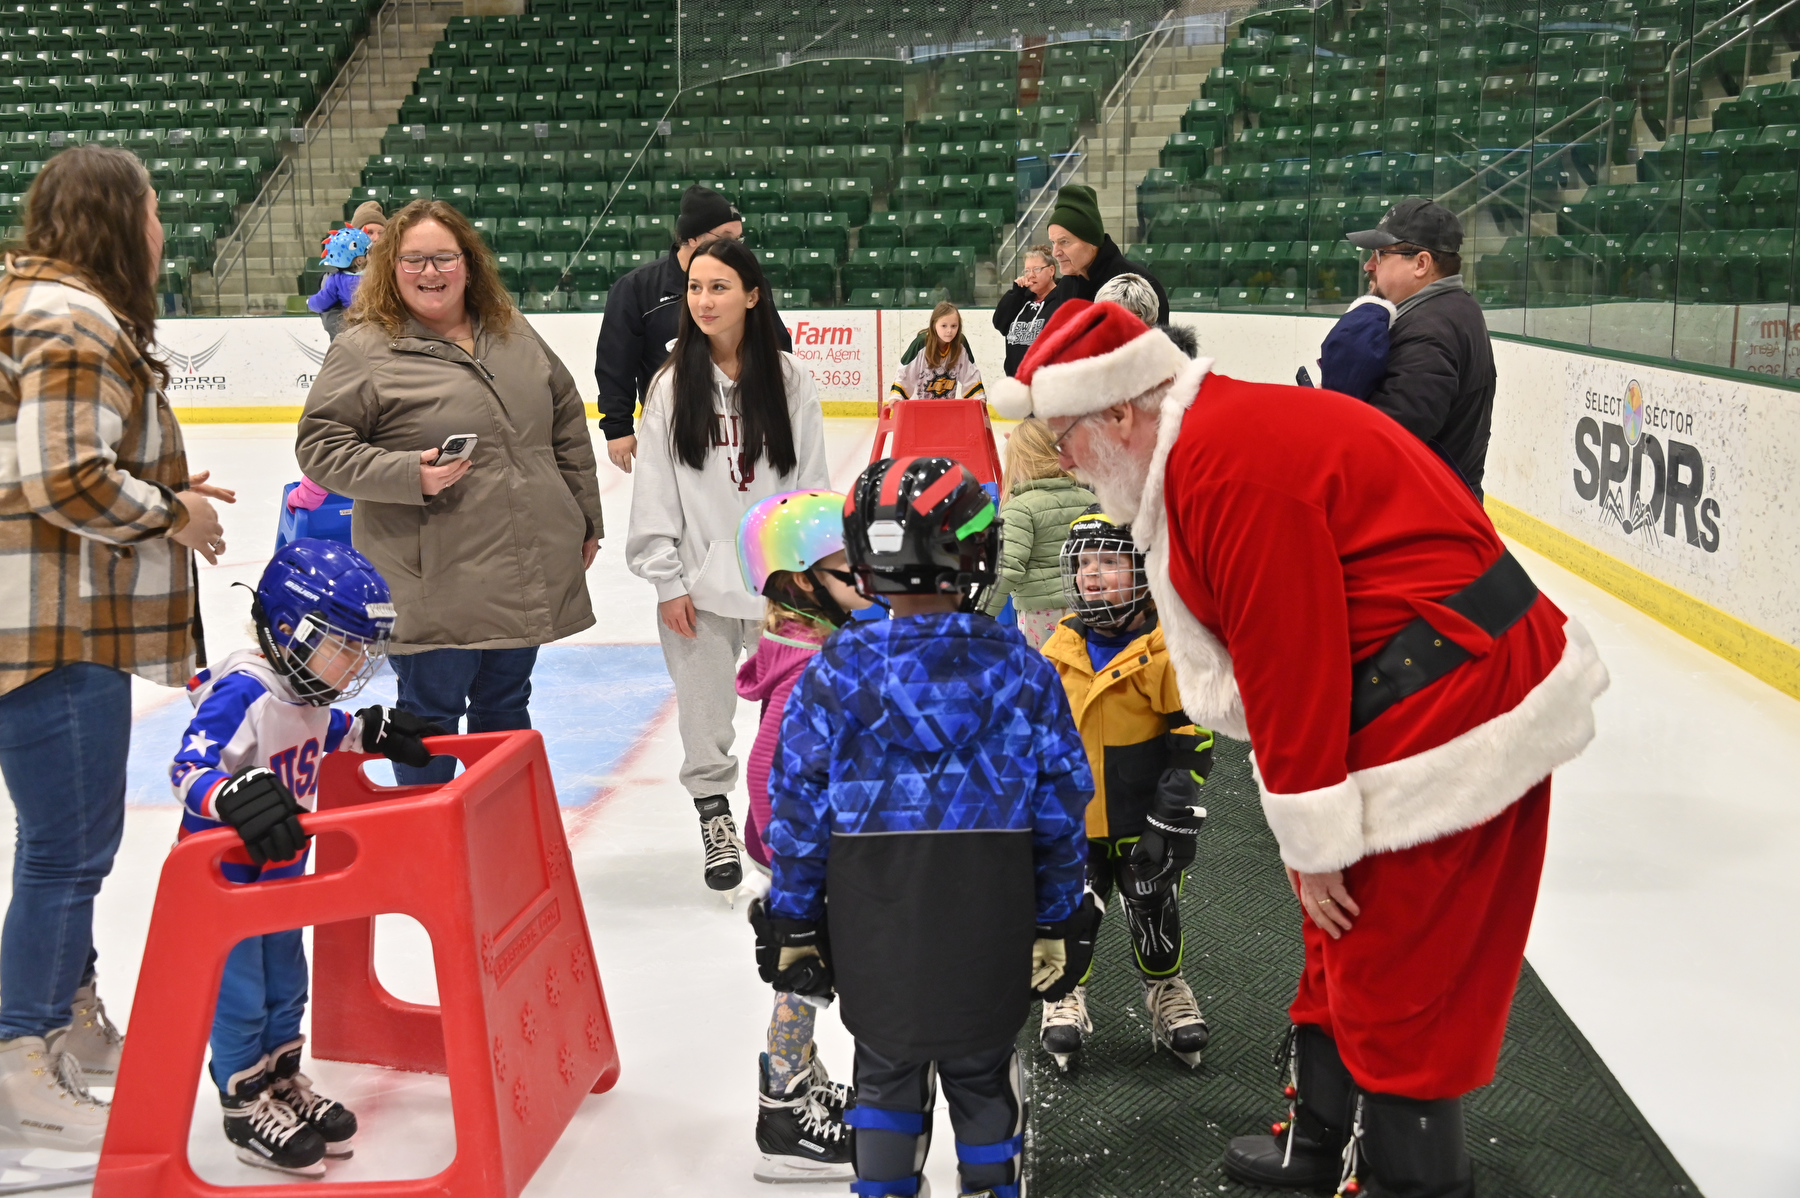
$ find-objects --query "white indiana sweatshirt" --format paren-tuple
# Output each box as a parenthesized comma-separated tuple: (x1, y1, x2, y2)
(625, 354, 830, 620)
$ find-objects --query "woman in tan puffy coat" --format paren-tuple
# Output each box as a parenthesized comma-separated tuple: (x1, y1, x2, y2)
(296, 200, 602, 784)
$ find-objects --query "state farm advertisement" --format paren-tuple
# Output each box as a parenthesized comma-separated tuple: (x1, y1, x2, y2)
(783, 311, 881, 405)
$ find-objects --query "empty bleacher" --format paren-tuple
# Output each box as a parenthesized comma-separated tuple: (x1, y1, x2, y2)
(327, 1, 1154, 311)
(1127, 0, 1800, 324)
(0, 0, 380, 312)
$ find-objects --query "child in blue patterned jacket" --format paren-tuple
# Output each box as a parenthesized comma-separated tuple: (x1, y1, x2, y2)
(758, 456, 1095, 1198)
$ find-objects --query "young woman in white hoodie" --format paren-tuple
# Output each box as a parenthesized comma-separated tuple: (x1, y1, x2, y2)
(626, 239, 829, 890)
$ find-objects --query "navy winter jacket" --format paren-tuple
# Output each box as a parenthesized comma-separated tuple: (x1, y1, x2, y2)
(767, 611, 1091, 1058)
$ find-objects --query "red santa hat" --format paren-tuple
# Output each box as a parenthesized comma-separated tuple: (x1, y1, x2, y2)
(989, 299, 1191, 421)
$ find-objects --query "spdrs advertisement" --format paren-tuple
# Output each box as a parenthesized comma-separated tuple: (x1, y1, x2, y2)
(1563, 359, 1747, 582)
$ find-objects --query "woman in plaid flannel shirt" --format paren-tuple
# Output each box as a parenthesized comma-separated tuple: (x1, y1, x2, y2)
(0, 146, 234, 1150)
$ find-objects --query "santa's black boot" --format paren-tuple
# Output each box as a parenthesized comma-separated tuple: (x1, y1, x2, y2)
(1357, 1092, 1474, 1198)
(1221, 1025, 1353, 1192)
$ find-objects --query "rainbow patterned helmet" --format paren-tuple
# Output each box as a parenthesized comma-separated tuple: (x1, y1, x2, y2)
(321, 226, 372, 269)
(737, 489, 848, 595)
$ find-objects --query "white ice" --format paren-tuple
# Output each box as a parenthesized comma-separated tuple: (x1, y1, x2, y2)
(0, 419, 1793, 1197)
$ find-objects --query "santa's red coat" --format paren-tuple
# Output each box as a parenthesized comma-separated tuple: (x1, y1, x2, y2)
(1134, 361, 1609, 1095)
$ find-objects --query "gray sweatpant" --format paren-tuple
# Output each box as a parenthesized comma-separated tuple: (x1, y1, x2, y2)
(656, 607, 761, 800)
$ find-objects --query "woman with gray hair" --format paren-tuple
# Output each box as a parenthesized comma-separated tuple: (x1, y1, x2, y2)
(993, 243, 1061, 376)
(1096, 273, 1198, 357)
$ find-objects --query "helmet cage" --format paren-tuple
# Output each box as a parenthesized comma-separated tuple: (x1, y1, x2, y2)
(1060, 531, 1151, 631)
(255, 607, 390, 707)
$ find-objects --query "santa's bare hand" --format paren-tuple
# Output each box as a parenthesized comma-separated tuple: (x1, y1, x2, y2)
(1291, 868, 1360, 939)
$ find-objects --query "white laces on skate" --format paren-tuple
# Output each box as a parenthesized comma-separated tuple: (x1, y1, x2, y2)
(43, 1049, 106, 1111)
(74, 990, 123, 1049)
(795, 1092, 848, 1145)
(1144, 977, 1205, 1031)
(232, 1090, 312, 1148)
(275, 1071, 338, 1121)
(802, 1053, 853, 1110)
(702, 814, 739, 869)
(1042, 988, 1092, 1035)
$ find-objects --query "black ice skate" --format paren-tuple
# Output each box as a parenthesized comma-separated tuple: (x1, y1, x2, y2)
(1039, 984, 1091, 1073)
(221, 1056, 327, 1179)
(695, 796, 744, 891)
(753, 1053, 854, 1184)
(1143, 976, 1208, 1068)
(1222, 1025, 1352, 1192)
(269, 1038, 357, 1159)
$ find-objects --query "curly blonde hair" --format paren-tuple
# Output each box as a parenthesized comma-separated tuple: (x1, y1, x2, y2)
(346, 199, 517, 338)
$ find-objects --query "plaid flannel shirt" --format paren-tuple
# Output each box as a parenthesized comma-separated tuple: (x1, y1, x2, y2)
(0, 255, 195, 695)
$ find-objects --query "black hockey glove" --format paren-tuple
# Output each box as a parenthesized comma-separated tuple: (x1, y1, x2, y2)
(1165, 725, 1215, 782)
(747, 899, 834, 999)
(1122, 770, 1207, 901)
(1033, 889, 1104, 1003)
(355, 705, 446, 769)
(213, 767, 309, 866)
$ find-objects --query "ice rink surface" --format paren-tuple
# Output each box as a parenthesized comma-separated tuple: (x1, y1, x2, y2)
(0, 418, 1794, 1197)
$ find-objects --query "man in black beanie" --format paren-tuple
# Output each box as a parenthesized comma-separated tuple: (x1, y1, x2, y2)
(593, 184, 791, 472)
(1044, 184, 1170, 324)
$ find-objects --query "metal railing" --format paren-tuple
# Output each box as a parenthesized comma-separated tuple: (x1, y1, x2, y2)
(998, 12, 1180, 273)
(1665, 0, 1800, 131)
(207, 0, 445, 310)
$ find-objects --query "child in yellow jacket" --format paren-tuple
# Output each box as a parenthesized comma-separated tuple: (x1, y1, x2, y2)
(1036, 508, 1213, 1072)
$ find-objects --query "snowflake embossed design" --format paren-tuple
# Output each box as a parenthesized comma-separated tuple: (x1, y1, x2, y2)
(492, 1035, 508, 1081)
(545, 964, 562, 1006)
(585, 1012, 604, 1052)
(520, 1000, 539, 1044)
(558, 1045, 577, 1084)
(570, 944, 590, 985)
(513, 1078, 530, 1120)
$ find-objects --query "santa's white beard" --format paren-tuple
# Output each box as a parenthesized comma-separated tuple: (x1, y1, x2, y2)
(1077, 423, 1153, 523)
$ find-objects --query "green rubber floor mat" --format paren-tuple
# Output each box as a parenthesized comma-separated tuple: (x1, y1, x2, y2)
(1021, 734, 1700, 1197)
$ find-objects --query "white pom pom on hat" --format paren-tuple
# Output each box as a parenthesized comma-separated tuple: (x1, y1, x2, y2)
(989, 299, 1192, 421)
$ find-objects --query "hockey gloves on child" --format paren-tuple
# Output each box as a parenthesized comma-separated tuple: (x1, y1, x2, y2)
(1032, 889, 1104, 1003)
(748, 899, 834, 999)
(213, 767, 309, 865)
(1123, 769, 1207, 901)
(355, 705, 446, 769)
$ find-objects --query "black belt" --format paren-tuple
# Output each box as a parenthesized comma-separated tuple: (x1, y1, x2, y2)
(1349, 551, 1539, 733)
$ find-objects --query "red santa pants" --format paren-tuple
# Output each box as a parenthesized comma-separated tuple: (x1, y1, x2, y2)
(1288, 778, 1552, 1100)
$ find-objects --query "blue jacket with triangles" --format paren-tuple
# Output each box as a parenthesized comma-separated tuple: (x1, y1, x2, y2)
(767, 611, 1091, 1058)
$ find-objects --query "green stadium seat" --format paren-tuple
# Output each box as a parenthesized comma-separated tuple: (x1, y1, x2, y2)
(492, 217, 541, 253)
(631, 213, 672, 250)
(841, 247, 900, 293)
(847, 287, 897, 308)
(521, 252, 568, 293)
(804, 211, 850, 254)
(789, 248, 838, 305)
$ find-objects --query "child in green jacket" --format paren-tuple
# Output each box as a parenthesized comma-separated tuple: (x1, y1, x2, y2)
(980, 417, 1096, 647)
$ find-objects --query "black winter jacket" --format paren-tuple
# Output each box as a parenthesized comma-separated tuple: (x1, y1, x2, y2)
(592, 250, 791, 440)
(1048, 236, 1171, 326)
(1363, 279, 1496, 495)
(992, 283, 1061, 376)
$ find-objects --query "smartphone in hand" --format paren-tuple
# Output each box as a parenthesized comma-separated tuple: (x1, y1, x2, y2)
(437, 433, 478, 463)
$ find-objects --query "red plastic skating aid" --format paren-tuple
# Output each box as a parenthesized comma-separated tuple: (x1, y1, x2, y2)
(869, 396, 1003, 484)
(97, 731, 620, 1198)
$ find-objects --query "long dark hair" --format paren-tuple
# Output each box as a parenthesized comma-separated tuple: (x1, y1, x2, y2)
(23, 146, 168, 386)
(662, 239, 797, 475)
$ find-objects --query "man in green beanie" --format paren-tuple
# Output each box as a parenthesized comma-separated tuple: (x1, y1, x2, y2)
(1045, 184, 1170, 324)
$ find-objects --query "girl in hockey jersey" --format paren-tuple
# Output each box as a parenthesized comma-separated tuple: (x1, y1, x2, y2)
(1036, 509, 1213, 1074)
(888, 301, 985, 402)
(733, 489, 872, 1183)
(169, 539, 443, 1178)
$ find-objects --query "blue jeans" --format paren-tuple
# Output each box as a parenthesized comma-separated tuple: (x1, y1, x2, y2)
(210, 929, 308, 1091)
(390, 647, 538, 785)
(0, 663, 130, 1039)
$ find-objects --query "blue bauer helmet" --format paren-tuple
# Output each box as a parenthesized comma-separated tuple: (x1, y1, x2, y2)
(250, 538, 396, 706)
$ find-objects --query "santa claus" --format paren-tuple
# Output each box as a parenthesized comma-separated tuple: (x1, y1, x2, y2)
(993, 300, 1608, 1198)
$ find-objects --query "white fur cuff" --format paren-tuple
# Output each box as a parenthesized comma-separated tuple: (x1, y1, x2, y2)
(989, 376, 1033, 420)
(1346, 294, 1398, 325)
(1253, 766, 1365, 874)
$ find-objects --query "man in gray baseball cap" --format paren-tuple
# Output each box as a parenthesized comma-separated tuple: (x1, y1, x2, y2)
(1340, 198, 1497, 495)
